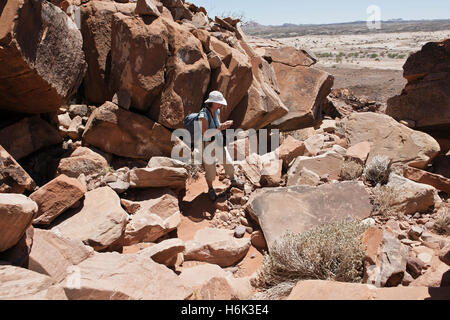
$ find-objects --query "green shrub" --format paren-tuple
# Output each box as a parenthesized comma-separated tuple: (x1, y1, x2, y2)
(254, 220, 368, 299)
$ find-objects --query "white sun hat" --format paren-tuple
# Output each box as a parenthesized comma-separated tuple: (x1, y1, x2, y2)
(205, 91, 228, 106)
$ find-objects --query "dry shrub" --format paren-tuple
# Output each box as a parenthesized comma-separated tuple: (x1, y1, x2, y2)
(187, 163, 202, 180)
(372, 184, 400, 217)
(340, 159, 363, 181)
(254, 220, 368, 300)
(434, 207, 450, 235)
(363, 155, 391, 186)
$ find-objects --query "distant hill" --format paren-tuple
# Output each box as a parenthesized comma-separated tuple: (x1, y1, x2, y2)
(242, 19, 450, 38)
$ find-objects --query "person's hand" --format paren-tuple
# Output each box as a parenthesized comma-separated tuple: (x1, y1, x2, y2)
(220, 120, 233, 130)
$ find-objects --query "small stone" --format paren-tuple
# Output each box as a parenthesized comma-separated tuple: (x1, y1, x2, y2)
(417, 253, 432, 264)
(424, 221, 435, 230)
(408, 226, 423, 240)
(361, 218, 376, 228)
(399, 222, 410, 230)
(239, 217, 249, 227)
(402, 272, 414, 286)
(234, 226, 246, 239)
(413, 213, 421, 219)
(245, 227, 253, 234)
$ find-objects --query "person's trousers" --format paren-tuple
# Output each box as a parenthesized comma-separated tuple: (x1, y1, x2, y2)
(202, 141, 235, 183)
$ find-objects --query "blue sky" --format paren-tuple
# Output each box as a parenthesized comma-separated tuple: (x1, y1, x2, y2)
(193, 0, 450, 25)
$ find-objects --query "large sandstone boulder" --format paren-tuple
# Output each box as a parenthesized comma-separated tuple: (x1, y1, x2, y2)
(0, 265, 65, 300)
(123, 189, 181, 245)
(339, 112, 440, 169)
(246, 182, 372, 248)
(287, 280, 450, 300)
(56, 147, 109, 179)
(386, 174, 436, 215)
(51, 187, 129, 251)
(28, 229, 93, 282)
(0, 145, 35, 193)
(386, 39, 450, 150)
(269, 63, 334, 131)
(30, 174, 86, 225)
(109, 13, 168, 113)
(0, 116, 63, 160)
(62, 252, 192, 300)
(401, 166, 450, 195)
(178, 263, 231, 288)
(208, 36, 253, 120)
(128, 167, 188, 189)
(80, 0, 135, 104)
(0, 0, 86, 113)
(82, 102, 176, 159)
(148, 17, 211, 129)
(0, 226, 33, 267)
(184, 228, 251, 267)
(0, 194, 37, 253)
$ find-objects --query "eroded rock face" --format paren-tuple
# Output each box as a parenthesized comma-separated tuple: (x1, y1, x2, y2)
(270, 63, 334, 131)
(184, 228, 251, 267)
(386, 39, 450, 150)
(339, 112, 440, 169)
(61, 252, 192, 300)
(30, 174, 86, 226)
(82, 102, 176, 159)
(80, 0, 136, 104)
(0, 145, 35, 194)
(0, 194, 37, 253)
(0, 116, 63, 160)
(246, 182, 372, 248)
(51, 187, 128, 252)
(0, 0, 86, 113)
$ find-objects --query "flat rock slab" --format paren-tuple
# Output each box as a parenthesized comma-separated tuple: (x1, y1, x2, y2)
(288, 280, 450, 300)
(51, 187, 128, 252)
(29, 229, 94, 282)
(0, 194, 37, 252)
(31, 174, 86, 225)
(184, 228, 251, 267)
(246, 182, 372, 248)
(62, 252, 192, 300)
(0, 265, 65, 300)
(179, 263, 231, 288)
(136, 238, 184, 267)
(128, 167, 188, 189)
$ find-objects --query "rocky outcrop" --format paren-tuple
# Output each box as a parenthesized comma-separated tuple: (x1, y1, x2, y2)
(61, 252, 192, 300)
(30, 175, 86, 226)
(0, 194, 37, 253)
(51, 187, 128, 252)
(82, 102, 176, 159)
(246, 182, 372, 248)
(80, 0, 135, 104)
(339, 112, 440, 169)
(386, 39, 450, 151)
(0, 0, 86, 113)
(0, 116, 63, 160)
(269, 62, 334, 131)
(0, 145, 35, 194)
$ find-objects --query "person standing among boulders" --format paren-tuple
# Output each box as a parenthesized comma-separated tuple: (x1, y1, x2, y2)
(199, 91, 245, 200)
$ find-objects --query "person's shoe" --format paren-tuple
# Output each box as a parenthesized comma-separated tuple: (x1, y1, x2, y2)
(230, 177, 245, 190)
(208, 187, 218, 201)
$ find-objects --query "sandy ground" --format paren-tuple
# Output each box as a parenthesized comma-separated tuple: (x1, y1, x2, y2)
(277, 30, 450, 70)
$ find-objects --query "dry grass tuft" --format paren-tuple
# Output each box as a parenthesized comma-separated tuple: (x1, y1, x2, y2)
(254, 220, 368, 300)
(340, 159, 363, 181)
(434, 207, 450, 235)
(371, 184, 400, 218)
